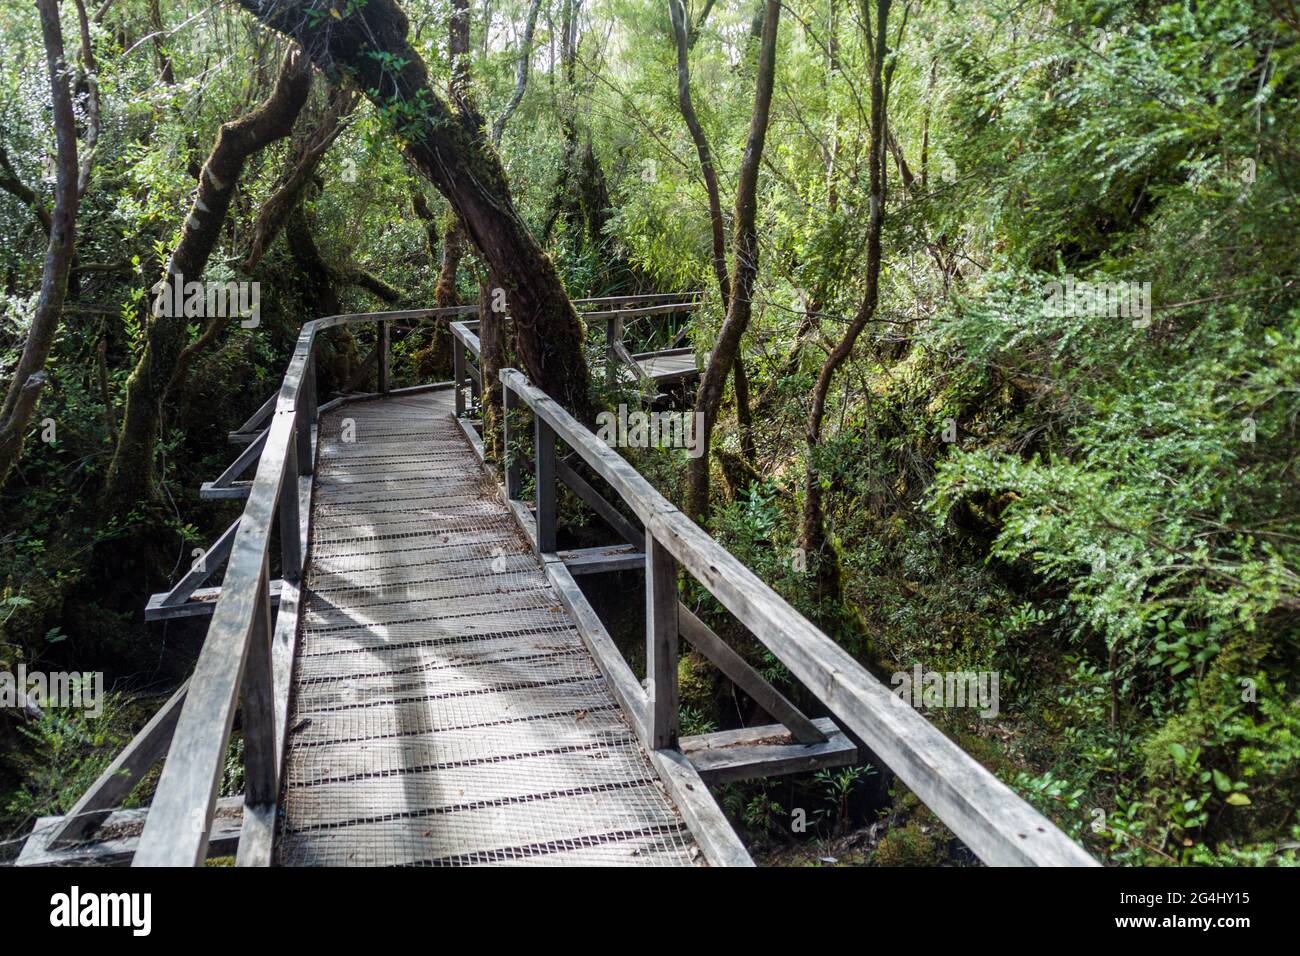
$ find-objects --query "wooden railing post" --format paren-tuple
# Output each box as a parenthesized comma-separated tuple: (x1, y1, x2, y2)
(242, 558, 276, 805)
(297, 353, 314, 477)
(279, 433, 302, 583)
(534, 412, 557, 553)
(503, 378, 522, 501)
(453, 338, 466, 417)
(645, 534, 680, 749)
(377, 319, 391, 394)
(235, 556, 277, 865)
(605, 312, 624, 388)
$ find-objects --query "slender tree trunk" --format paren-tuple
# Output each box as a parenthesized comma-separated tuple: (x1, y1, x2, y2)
(491, 0, 542, 144)
(684, 0, 780, 520)
(799, 0, 891, 603)
(100, 48, 311, 511)
(0, 0, 83, 489)
(751, 0, 842, 423)
(670, 0, 760, 465)
(669, 0, 729, 307)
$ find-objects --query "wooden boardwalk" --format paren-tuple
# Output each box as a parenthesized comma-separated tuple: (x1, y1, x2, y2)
(275, 391, 701, 865)
(26, 302, 1096, 869)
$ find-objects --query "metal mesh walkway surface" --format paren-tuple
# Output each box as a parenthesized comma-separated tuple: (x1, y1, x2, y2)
(274, 390, 701, 866)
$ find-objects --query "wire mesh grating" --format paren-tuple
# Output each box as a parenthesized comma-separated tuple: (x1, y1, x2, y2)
(276, 389, 700, 866)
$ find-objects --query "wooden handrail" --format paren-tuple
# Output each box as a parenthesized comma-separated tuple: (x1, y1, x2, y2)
(499, 367, 1098, 868)
(451, 298, 701, 413)
(132, 305, 479, 867)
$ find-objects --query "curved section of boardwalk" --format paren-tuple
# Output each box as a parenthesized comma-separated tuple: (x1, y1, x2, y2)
(275, 391, 699, 866)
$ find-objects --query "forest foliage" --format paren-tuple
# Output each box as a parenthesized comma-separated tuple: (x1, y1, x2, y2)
(1, 0, 1298, 866)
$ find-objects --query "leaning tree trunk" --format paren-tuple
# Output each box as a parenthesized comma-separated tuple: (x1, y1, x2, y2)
(684, 0, 780, 521)
(800, 0, 891, 605)
(100, 48, 311, 512)
(237, 0, 594, 421)
(0, 0, 82, 490)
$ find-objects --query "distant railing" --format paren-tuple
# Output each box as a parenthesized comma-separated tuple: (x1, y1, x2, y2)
(451, 295, 702, 413)
(499, 367, 1098, 867)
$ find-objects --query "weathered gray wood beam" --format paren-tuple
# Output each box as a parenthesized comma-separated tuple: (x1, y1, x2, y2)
(453, 336, 466, 417)
(556, 455, 644, 549)
(134, 405, 298, 867)
(18, 797, 245, 867)
(503, 379, 523, 499)
(455, 414, 485, 462)
(385, 380, 454, 397)
(534, 413, 558, 554)
(645, 537, 679, 750)
(649, 507, 1099, 868)
(241, 467, 314, 867)
(543, 559, 648, 746)
(648, 749, 753, 867)
(199, 480, 253, 500)
(156, 518, 240, 608)
(144, 579, 284, 621)
(559, 544, 645, 575)
(584, 301, 700, 319)
(236, 560, 277, 866)
(501, 370, 676, 528)
(630, 346, 695, 360)
(678, 605, 826, 744)
(46, 681, 189, 846)
(681, 717, 856, 785)
(228, 391, 277, 444)
(542, 558, 750, 867)
(202, 427, 268, 497)
(505, 497, 537, 551)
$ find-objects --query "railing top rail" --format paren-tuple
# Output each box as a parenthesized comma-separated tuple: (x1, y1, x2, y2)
(574, 292, 702, 307)
(583, 301, 701, 320)
(500, 367, 1097, 868)
(449, 319, 481, 359)
(456, 300, 700, 328)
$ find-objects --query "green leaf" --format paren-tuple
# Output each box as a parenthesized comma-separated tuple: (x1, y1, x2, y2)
(1212, 769, 1232, 792)
(1224, 792, 1251, 807)
(1168, 742, 1187, 764)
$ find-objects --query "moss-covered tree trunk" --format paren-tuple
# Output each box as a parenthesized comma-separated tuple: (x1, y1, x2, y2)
(100, 48, 311, 512)
(0, 0, 82, 490)
(238, 0, 594, 420)
(434, 0, 472, 314)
